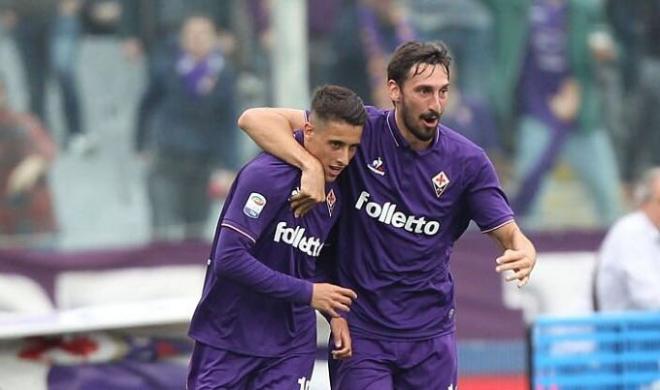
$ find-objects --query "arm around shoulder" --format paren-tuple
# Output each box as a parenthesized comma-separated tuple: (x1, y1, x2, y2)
(237, 107, 313, 168)
(238, 107, 326, 210)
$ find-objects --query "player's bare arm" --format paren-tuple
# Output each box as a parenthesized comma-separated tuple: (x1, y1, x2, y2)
(488, 221, 537, 288)
(238, 107, 326, 216)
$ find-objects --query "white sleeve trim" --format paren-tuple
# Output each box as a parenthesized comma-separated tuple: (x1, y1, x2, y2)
(480, 218, 515, 234)
(221, 222, 257, 244)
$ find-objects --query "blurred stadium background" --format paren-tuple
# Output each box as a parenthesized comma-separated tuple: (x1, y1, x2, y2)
(0, 1, 659, 389)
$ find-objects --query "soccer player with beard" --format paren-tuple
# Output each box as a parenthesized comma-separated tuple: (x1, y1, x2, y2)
(187, 85, 365, 389)
(238, 41, 537, 390)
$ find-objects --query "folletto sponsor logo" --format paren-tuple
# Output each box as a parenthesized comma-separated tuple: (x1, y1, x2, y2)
(355, 191, 440, 236)
(273, 222, 324, 257)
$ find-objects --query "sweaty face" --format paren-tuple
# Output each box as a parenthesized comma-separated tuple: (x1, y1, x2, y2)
(389, 63, 450, 148)
(304, 119, 363, 182)
(181, 17, 217, 59)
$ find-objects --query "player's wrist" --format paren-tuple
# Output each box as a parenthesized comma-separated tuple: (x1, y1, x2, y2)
(299, 153, 322, 173)
(300, 280, 314, 305)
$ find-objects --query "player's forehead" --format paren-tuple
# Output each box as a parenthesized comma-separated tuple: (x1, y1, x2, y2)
(318, 119, 362, 141)
(403, 63, 449, 88)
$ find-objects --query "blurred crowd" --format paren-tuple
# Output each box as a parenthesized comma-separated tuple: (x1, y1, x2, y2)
(0, 0, 659, 250)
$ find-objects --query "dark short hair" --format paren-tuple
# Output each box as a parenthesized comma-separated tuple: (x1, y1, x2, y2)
(310, 85, 367, 127)
(387, 41, 452, 86)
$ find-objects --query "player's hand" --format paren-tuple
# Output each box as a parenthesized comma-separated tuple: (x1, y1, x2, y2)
(311, 283, 357, 318)
(495, 249, 536, 288)
(548, 78, 581, 122)
(290, 159, 325, 218)
(330, 317, 352, 360)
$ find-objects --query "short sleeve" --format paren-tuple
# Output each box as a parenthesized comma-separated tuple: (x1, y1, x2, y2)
(466, 152, 514, 232)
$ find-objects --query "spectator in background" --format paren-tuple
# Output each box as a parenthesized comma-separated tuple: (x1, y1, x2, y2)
(620, 1, 660, 192)
(0, 75, 58, 249)
(331, 0, 415, 107)
(486, 0, 622, 228)
(307, 0, 342, 90)
(596, 167, 660, 311)
(118, 0, 235, 63)
(136, 14, 237, 242)
(0, 0, 90, 154)
(404, 0, 494, 100)
(233, 0, 343, 108)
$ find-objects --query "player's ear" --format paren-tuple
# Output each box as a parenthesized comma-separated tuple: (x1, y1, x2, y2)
(303, 121, 314, 137)
(387, 80, 400, 103)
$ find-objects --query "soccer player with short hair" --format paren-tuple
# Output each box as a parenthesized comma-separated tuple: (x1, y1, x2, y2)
(238, 41, 537, 390)
(187, 85, 366, 389)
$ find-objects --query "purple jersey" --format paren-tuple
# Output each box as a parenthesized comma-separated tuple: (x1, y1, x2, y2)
(189, 134, 342, 357)
(334, 106, 513, 340)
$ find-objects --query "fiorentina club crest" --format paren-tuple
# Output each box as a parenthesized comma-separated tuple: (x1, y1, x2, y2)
(432, 171, 450, 198)
(326, 189, 336, 216)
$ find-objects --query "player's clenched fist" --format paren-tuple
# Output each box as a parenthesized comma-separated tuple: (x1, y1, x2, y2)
(311, 283, 357, 318)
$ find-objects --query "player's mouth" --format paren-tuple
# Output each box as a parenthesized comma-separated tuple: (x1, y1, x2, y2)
(420, 112, 440, 128)
(327, 165, 344, 178)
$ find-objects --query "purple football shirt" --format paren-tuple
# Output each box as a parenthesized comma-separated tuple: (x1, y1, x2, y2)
(335, 106, 513, 340)
(188, 133, 342, 357)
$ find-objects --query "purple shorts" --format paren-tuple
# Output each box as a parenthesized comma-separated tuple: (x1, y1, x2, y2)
(187, 341, 315, 390)
(329, 332, 457, 390)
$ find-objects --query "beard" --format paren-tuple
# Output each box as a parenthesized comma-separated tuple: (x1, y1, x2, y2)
(400, 96, 441, 143)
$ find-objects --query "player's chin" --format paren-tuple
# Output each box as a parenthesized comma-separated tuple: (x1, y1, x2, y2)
(326, 167, 343, 182)
(415, 127, 436, 141)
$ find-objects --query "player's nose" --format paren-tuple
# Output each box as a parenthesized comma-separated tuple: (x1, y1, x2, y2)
(336, 148, 350, 166)
(430, 95, 442, 112)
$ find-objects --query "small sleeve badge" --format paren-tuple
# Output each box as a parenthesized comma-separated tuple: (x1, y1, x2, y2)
(243, 192, 267, 218)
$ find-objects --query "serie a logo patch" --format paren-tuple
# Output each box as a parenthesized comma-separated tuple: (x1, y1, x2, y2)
(243, 192, 267, 218)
